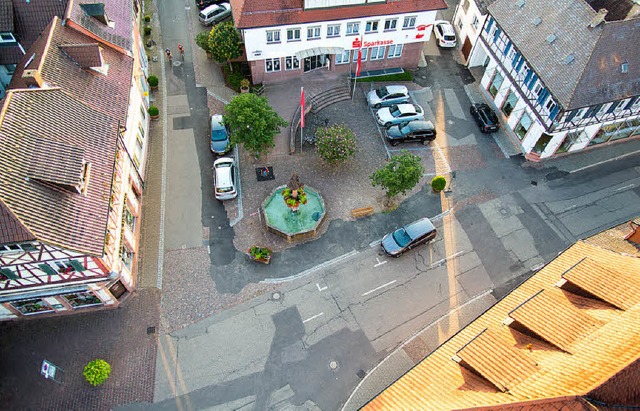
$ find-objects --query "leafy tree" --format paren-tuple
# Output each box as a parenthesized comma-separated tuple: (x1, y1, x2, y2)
(208, 21, 242, 70)
(83, 359, 111, 386)
(315, 124, 357, 165)
(195, 31, 211, 54)
(223, 93, 287, 158)
(370, 150, 424, 198)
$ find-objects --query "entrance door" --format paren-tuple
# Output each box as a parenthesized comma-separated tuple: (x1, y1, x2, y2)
(303, 54, 327, 72)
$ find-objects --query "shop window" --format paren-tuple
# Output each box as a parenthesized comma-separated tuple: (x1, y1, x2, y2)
(353, 48, 368, 62)
(285, 56, 300, 70)
(501, 91, 518, 117)
(327, 24, 340, 37)
(121, 244, 134, 270)
(384, 19, 397, 31)
(346, 22, 360, 35)
(532, 133, 553, 154)
(62, 291, 102, 308)
(403, 16, 417, 29)
(11, 298, 53, 315)
(590, 118, 640, 145)
(265, 58, 281, 72)
(266, 30, 280, 43)
(307, 26, 321, 40)
(488, 71, 504, 97)
(286, 28, 300, 41)
(556, 130, 581, 153)
(123, 206, 136, 232)
(335, 50, 350, 64)
(365, 20, 379, 33)
(370, 46, 385, 60)
(387, 44, 403, 58)
(514, 113, 532, 140)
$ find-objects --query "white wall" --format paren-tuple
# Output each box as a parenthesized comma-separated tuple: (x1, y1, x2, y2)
(453, 0, 487, 53)
(305, 0, 383, 8)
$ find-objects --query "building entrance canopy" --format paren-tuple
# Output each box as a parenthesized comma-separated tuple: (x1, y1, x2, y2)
(295, 47, 345, 60)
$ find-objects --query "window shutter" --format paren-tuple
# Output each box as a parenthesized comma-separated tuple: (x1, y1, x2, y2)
(566, 110, 578, 123)
(39, 264, 58, 276)
(537, 88, 549, 105)
(515, 56, 524, 71)
(527, 74, 538, 90)
(493, 27, 501, 42)
(485, 17, 494, 33)
(549, 106, 560, 121)
(1, 268, 18, 280)
(524, 69, 533, 84)
(624, 96, 638, 110)
(607, 101, 620, 113)
(504, 41, 512, 56)
(512, 52, 520, 65)
(69, 260, 86, 271)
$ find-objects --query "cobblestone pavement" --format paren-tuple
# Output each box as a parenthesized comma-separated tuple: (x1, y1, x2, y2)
(0, 289, 160, 411)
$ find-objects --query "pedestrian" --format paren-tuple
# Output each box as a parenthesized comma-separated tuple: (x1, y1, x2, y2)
(178, 43, 185, 59)
(166, 48, 172, 63)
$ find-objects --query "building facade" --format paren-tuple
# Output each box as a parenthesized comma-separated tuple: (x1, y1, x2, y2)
(230, 0, 448, 84)
(456, 0, 640, 160)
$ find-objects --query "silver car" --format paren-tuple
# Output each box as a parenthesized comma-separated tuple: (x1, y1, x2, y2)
(213, 157, 237, 200)
(367, 85, 410, 109)
(376, 103, 424, 128)
(381, 217, 437, 257)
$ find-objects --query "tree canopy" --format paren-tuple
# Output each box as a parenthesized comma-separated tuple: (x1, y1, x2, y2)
(208, 21, 242, 68)
(315, 123, 357, 165)
(370, 150, 425, 198)
(223, 93, 288, 158)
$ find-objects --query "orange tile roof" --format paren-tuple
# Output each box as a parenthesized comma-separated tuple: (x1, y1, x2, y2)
(583, 218, 640, 257)
(364, 240, 640, 411)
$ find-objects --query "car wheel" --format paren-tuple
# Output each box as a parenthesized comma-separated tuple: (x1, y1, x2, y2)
(421, 139, 431, 146)
(390, 140, 400, 147)
(384, 122, 392, 128)
(374, 104, 381, 109)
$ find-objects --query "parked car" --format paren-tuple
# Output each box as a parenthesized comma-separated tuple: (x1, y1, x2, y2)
(433, 20, 457, 48)
(210, 114, 231, 155)
(367, 85, 410, 109)
(385, 120, 436, 146)
(213, 157, 237, 200)
(470, 103, 500, 133)
(198, 3, 231, 26)
(195, 0, 223, 10)
(376, 103, 424, 128)
(381, 217, 437, 257)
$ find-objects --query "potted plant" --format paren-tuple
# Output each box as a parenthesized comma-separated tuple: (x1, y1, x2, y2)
(431, 175, 446, 193)
(144, 14, 151, 22)
(148, 105, 160, 120)
(240, 78, 250, 93)
(248, 246, 272, 264)
(83, 359, 111, 387)
(147, 75, 159, 91)
(144, 26, 151, 36)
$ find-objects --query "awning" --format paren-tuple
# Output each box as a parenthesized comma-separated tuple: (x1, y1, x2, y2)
(295, 47, 345, 60)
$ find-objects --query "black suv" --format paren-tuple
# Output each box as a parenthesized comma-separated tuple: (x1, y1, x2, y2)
(196, 0, 221, 9)
(384, 120, 436, 146)
(470, 103, 500, 133)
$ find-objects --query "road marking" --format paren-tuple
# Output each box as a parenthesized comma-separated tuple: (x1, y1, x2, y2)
(303, 312, 324, 323)
(362, 280, 396, 297)
(569, 148, 640, 174)
(374, 257, 387, 267)
(316, 283, 327, 292)
(369, 239, 382, 247)
(261, 250, 359, 283)
(429, 250, 465, 269)
(616, 183, 636, 191)
(156, 50, 169, 290)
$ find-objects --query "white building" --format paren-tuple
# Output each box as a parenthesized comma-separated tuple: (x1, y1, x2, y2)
(230, 0, 448, 84)
(455, 0, 640, 160)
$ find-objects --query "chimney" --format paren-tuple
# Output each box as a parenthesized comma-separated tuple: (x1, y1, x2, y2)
(22, 69, 44, 88)
(589, 8, 608, 27)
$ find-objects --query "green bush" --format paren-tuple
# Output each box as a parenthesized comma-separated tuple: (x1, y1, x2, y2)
(431, 175, 447, 192)
(315, 124, 357, 165)
(148, 106, 159, 116)
(195, 31, 211, 54)
(370, 150, 425, 198)
(250, 246, 272, 260)
(144, 26, 151, 36)
(144, 15, 151, 22)
(355, 72, 413, 82)
(226, 71, 243, 92)
(83, 359, 111, 387)
(147, 75, 159, 87)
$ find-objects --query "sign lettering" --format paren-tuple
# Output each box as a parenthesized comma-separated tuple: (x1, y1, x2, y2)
(363, 39, 394, 48)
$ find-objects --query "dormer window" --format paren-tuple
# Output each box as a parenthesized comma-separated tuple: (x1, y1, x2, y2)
(80, 3, 111, 26)
(0, 33, 16, 43)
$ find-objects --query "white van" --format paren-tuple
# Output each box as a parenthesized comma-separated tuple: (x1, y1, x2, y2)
(198, 3, 231, 26)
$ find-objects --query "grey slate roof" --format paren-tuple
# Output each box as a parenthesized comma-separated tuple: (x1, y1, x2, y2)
(11, 0, 69, 51)
(475, 0, 498, 15)
(0, 0, 14, 32)
(66, 0, 134, 52)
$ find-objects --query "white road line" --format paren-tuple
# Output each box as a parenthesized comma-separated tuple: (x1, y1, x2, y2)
(374, 257, 387, 267)
(156, 52, 168, 290)
(569, 148, 640, 174)
(206, 89, 229, 105)
(430, 209, 451, 221)
(261, 250, 359, 283)
(369, 239, 382, 247)
(316, 283, 328, 292)
(616, 183, 636, 192)
(362, 280, 396, 297)
(429, 250, 465, 268)
(303, 312, 324, 323)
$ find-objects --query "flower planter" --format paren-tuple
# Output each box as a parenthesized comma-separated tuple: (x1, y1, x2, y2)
(249, 254, 271, 264)
(248, 246, 272, 264)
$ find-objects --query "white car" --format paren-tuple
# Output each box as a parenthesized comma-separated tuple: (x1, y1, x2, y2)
(433, 20, 457, 48)
(376, 103, 425, 128)
(213, 157, 237, 200)
(199, 2, 231, 26)
(367, 85, 410, 109)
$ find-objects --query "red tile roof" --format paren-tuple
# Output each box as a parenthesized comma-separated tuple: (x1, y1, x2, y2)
(0, 201, 34, 245)
(230, 0, 448, 29)
(11, 0, 69, 51)
(65, 0, 135, 51)
(0, 88, 119, 255)
(59, 43, 103, 68)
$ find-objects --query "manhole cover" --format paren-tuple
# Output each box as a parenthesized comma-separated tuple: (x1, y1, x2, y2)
(272, 292, 282, 301)
(356, 369, 366, 379)
(173, 60, 182, 67)
(499, 208, 509, 216)
(329, 360, 339, 370)
(147, 326, 156, 335)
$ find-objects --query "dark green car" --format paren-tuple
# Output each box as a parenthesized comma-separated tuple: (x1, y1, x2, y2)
(384, 120, 436, 146)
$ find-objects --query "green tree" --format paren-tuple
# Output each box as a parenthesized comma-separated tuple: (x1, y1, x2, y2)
(315, 124, 357, 165)
(195, 31, 211, 54)
(370, 150, 425, 198)
(83, 359, 111, 387)
(223, 93, 287, 158)
(208, 21, 242, 70)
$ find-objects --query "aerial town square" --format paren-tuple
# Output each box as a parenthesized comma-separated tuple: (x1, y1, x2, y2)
(1, 0, 639, 409)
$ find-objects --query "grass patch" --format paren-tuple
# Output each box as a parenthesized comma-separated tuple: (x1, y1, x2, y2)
(355, 71, 413, 82)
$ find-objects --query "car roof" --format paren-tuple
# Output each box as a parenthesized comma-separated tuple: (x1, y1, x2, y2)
(405, 120, 434, 131)
(214, 157, 234, 186)
(211, 114, 224, 129)
(396, 104, 418, 114)
(435, 20, 455, 32)
(382, 85, 408, 95)
(404, 217, 436, 239)
(201, 3, 227, 12)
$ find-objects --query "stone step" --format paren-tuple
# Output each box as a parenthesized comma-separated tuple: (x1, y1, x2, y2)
(310, 87, 351, 113)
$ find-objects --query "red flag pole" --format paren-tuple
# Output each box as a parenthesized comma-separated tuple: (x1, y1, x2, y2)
(352, 36, 362, 99)
(300, 86, 305, 149)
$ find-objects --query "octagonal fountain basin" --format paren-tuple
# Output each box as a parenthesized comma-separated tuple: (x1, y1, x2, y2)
(261, 185, 326, 243)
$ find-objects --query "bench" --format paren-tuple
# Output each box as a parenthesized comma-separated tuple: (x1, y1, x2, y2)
(351, 206, 374, 219)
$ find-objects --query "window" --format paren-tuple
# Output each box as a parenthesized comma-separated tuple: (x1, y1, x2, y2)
(335, 50, 350, 64)
(545, 99, 557, 114)
(457, 19, 463, 30)
(370, 46, 385, 60)
(11, 298, 53, 315)
(0, 33, 16, 43)
(403, 16, 416, 29)
(287, 28, 301, 41)
(462, 0, 470, 12)
(501, 91, 518, 117)
(285, 56, 300, 70)
(365, 20, 379, 33)
(265, 58, 281, 72)
(489, 71, 504, 97)
(121, 244, 133, 270)
(514, 113, 532, 140)
(353, 48, 368, 62)
(472, 15, 479, 30)
(307, 26, 321, 39)
(327, 24, 340, 37)
(0, 242, 38, 254)
(557, 130, 582, 153)
(533, 83, 543, 97)
(384, 19, 397, 31)
(266, 30, 280, 43)
(387, 44, 403, 58)
(123, 206, 136, 232)
(62, 291, 102, 308)
(346, 22, 360, 35)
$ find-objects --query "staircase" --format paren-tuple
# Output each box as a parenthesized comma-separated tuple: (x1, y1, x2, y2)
(310, 86, 351, 114)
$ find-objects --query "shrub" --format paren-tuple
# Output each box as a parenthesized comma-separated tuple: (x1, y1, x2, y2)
(431, 176, 447, 192)
(147, 75, 159, 87)
(83, 359, 111, 387)
(250, 246, 272, 260)
(315, 123, 357, 165)
(240, 78, 250, 89)
(195, 31, 211, 54)
(143, 15, 151, 22)
(226, 71, 243, 92)
(355, 72, 413, 82)
(144, 26, 151, 36)
(148, 106, 159, 116)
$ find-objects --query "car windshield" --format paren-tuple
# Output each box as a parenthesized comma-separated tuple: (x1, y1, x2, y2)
(390, 106, 401, 117)
(399, 124, 411, 134)
(444, 35, 456, 41)
(375, 87, 388, 98)
(211, 128, 227, 141)
(486, 109, 498, 123)
(392, 228, 412, 247)
(415, 105, 422, 113)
